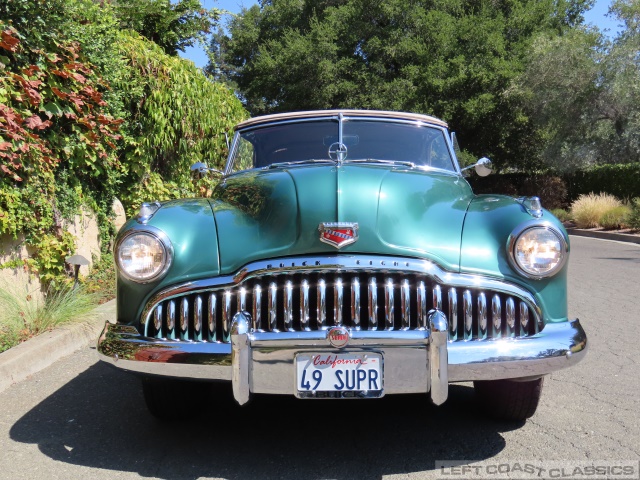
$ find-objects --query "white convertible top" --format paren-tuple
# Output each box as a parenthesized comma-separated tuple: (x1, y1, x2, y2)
(235, 109, 448, 130)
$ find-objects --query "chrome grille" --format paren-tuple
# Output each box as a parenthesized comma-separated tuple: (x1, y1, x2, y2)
(144, 272, 540, 343)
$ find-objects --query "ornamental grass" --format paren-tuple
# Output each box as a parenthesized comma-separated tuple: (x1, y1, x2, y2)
(570, 193, 623, 229)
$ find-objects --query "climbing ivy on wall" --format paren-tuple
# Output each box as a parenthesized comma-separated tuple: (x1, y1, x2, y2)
(0, 0, 247, 287)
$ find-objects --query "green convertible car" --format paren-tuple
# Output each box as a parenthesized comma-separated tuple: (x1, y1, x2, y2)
(98, 110, 587, 421)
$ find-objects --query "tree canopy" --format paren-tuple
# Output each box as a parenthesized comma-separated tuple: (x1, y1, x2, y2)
(211, 0, 592, 170)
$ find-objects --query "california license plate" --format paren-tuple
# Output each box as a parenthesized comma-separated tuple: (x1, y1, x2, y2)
(295, 353, 383, 398)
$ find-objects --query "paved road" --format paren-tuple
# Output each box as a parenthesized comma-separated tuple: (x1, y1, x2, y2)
(0, 236, 638, 480)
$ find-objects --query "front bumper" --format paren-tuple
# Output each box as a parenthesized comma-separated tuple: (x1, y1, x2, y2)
(97, 316, 587, 405)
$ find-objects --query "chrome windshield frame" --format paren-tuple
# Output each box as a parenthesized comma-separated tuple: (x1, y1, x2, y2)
(224, 115, 462, 176)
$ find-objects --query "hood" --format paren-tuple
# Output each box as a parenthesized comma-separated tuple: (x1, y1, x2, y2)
(211, 165, 474, 274)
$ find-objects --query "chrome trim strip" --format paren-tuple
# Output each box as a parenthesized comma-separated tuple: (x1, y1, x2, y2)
(334, 278, 343, 326)
(520, 302, 530, 332)
(141, 254, 543, 327)
(284, 280, 293, 332)
(208, 293, 217, 341)
(301, 279, 310, 331)
(448, 287, 457, 340)
(478, 293, 487, 340)
(194, 295, 202, 334)
(368, 277, 378, 330)
(401, 279, 410, 330)
(317, 278, 326, 329)
(384, 278, 394, 330)
(463, 290, 472, 340)
(433, 284, 442, 311)
(268, 282, 278, 332)
(253, 284, 262, 331)
(351, 277, 361, 330)
(167, 300, 175, 333)
(492, 294, 501, 339)
(417, 281, 426, 329)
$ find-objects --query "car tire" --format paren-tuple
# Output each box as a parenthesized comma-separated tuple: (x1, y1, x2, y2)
(474, 377, 544, 421)
(142, 378, 208, 420)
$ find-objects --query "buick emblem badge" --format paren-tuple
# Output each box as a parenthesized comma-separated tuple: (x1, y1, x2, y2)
(327, 326, 350, 348)
(318, 222, 359, 249)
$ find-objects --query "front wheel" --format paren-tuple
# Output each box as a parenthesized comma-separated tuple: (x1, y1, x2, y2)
(474, 377, 544, 421)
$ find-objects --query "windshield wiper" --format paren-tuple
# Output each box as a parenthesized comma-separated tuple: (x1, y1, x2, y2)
(266, 159, 335, 169)
(343, 158, 416, 168)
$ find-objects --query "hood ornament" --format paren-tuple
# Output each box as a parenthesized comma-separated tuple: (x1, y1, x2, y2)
(318, 222, 359, 249)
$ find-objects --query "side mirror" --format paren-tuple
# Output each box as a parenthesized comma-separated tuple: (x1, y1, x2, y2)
(190, 162, 223, 180)
(474, 157, 492, 177)
(460, 157, 492, 177)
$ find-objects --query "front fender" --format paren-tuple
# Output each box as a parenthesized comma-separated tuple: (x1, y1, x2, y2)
(460, 195, 569, 323)
(115, 198, 221, 325)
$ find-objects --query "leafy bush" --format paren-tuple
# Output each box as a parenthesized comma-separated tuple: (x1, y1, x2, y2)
(626, 198, 640, 230)
(469, 174, 568, 209)
(570, 193, 622, 228)
(550, 208, 570, 222)
(599, 206, 631, 230)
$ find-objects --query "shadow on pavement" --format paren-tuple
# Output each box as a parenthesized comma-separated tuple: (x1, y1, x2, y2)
(10, 361, 518, 480)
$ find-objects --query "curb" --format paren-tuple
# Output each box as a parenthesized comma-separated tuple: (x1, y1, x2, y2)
(567, 228, 640, 245)
(0, 298, 115, 394)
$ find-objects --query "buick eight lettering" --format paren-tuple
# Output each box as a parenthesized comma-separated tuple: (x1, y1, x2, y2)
(98, 110, 587, 421)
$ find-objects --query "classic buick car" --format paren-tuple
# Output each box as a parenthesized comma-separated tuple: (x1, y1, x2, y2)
(98, 110, 587, 421)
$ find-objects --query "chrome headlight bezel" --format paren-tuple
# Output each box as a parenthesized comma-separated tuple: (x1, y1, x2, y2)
(115, 227, 173, 283)
(507, 221, 568, 280)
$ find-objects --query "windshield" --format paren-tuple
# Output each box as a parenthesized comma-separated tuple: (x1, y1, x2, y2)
(228, 118, 457, 173)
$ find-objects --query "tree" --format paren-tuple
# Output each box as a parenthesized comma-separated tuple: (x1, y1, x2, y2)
(209, 0, 592, 170)
(515, 0, 640, 170)
(112, 0, 220, 55)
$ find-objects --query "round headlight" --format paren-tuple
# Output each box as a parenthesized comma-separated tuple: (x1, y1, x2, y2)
(116, 231, 172, 282)
(508, 225, 567, 279)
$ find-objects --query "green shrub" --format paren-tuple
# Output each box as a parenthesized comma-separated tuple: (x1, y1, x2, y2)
(626, 198, 640, 230)
(599, 206, 631, 230)
(565, 163, 640, 202)
(570, 193, 622, 228)
(550, 208, 571, 222)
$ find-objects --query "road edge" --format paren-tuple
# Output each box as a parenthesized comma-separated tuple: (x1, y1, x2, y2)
(567, 228, 640, 245)
(0, 299, 115, 394)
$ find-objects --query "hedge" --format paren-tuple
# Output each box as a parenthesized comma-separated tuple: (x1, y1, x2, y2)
(565, 163, 640, 202)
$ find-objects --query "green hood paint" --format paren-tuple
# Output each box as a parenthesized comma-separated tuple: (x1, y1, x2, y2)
(211, 165, 474, 274)
(116, 168, 571, 326)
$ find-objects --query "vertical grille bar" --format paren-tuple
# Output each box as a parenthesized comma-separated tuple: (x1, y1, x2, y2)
(506, 297, 516, 338)
(368, 277, 378, 330)
(463, 290, 472, 340)
(317, 279, 327, 329)
(351, 277, 361, 330)
(520, 302, 529, 334)
(194, 295, 203, 338)
(284, 280, 294, 332)
(223, 291, 232, 338)
(384, 278, 394, 330)
(154, 304, 163, 335)
(448, 287, 457, 340)
(208, 293, 217, 341)
(433, 284, 442, 311)
(400, 279, 410, 330)
(238, 287, 247, 312)
(491, 294, 501, 338)
(167, 300, 176, 334)
(253, 284, 262, 331)
(417, 281, 427, 329)
(300, 279, 310, 331)
(180, 297, 189, 340)
(268, 282, 278, 332)
(334, 278, 343, 326)
(478, 293, 487, 340)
